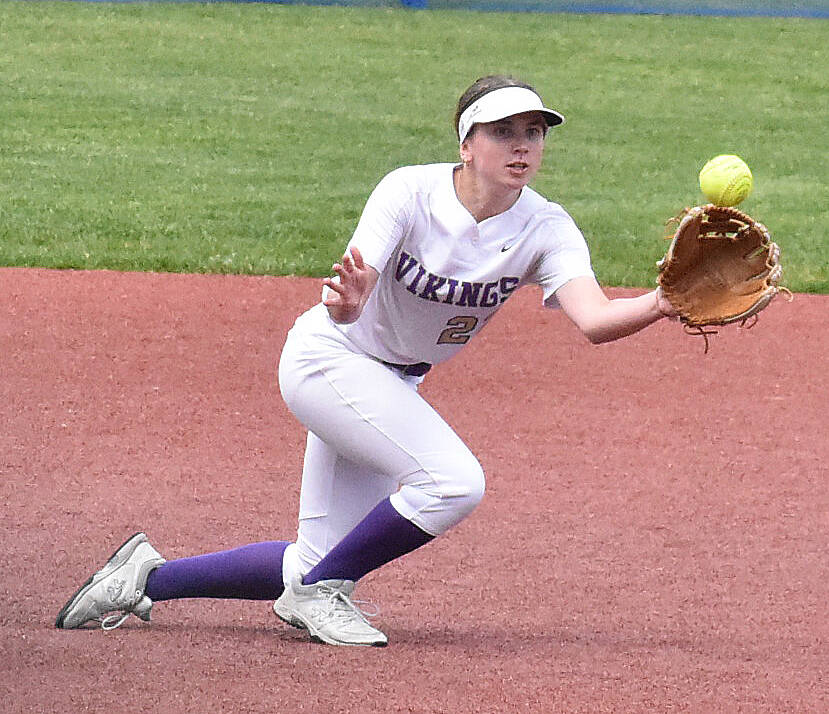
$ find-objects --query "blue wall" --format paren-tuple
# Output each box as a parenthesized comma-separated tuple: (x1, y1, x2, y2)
(270, 0, 829, 18)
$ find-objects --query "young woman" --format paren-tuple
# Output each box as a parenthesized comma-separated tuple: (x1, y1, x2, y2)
(56, 75, 676, 646)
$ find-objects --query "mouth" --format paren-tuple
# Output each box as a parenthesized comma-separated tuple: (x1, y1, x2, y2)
(506, 161, 529, 173)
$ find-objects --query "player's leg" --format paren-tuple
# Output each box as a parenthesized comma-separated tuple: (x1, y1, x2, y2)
(279, 336, 485, 579)
(274, 323, 484, 644)
(144, 541, 289, 601)
(280, 319, 485, 547)
(55, 535, 291, 630)
(286, 431, 402, 581)
(275, 433, 407, 645)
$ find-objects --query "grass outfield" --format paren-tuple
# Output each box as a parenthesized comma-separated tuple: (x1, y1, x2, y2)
(1, 2, 827, 290)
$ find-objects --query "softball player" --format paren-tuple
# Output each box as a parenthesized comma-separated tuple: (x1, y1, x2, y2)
(56, 75, 677, 645)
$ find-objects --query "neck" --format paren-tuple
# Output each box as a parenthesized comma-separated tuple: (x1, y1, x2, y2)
(453, 165, 521, 223)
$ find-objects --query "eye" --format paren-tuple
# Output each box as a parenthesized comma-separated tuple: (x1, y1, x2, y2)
(527, 126, 544, 140)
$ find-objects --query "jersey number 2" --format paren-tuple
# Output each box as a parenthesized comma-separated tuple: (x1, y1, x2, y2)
(437, 316, 478, 345)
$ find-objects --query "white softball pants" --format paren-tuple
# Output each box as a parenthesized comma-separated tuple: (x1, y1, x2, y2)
(277, 305, 485, 579)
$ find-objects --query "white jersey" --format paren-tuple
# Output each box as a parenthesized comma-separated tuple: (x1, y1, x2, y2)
(319, 162, 594, 366)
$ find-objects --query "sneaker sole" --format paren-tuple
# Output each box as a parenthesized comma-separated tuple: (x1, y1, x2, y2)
(272, 602, 306, 630)
(308, 632, 388, 648)
(55, 532, 147, 629)
(274, 604, 387, 647)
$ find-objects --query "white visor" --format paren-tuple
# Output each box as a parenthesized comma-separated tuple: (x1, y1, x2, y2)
(457, 86, 565, 144)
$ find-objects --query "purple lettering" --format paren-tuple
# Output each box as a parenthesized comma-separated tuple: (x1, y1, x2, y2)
(480, 281, 500, 308)
(395, 251, 418, 281)
(419, 274, 447, 302)
(457, 281, 483, 308)
(499, 277, 520, 302)
(443, 278, 459, 304)
(406, 265, 427, 294)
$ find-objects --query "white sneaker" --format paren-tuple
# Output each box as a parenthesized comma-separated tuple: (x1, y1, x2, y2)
(273, 577, 388, 647)
(55, 532, 166, 630)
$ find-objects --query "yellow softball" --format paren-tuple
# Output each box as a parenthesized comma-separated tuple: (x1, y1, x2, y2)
(699, 154, 753, 207)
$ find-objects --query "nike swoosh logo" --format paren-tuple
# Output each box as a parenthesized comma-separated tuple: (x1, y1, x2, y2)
(501, 244, 514, 252)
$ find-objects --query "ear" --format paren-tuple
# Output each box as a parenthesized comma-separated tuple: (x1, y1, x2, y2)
(459, 138, 473, 166)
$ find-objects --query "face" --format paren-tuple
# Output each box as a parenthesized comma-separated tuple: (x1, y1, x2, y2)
(460, 111, 547, 191)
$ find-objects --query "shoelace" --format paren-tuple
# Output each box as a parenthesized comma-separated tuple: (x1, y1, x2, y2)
(317, 585, 380, 626)
(96, 589, 143, 631)
(99, 612, 131, 631)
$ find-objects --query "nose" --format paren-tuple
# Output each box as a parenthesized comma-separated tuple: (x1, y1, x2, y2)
(512, 133, 531, 152)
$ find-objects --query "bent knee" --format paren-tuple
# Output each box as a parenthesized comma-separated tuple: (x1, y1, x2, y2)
(430, 451, 485, 511)
(454, 456, 486, 512)
(395, 454, 485, 535)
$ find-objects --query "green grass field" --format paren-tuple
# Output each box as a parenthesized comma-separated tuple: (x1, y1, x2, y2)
(1, 1, 827, 290)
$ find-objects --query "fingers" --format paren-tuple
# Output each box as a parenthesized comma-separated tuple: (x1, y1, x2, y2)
(330, 262, 352, 286)
(323, 253, 361, 301)
(336, 247, 365, 273)
(323, 276, 346, 296)
(322, 246, 375, 324)
(331, 255, 352, 279)
(349, 246, 365, 269)
(330, 247, 367, 281)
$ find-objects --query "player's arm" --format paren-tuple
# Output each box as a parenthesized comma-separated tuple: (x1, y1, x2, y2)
(323, 246, 380, 324)
(555, 275, 676, 344)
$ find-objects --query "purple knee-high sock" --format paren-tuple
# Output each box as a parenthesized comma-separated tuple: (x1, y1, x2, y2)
(145, 541, 289, 601)
(303, 498, 434, 585)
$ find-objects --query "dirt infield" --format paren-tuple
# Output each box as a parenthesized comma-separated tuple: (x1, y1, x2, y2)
(1, 267, 826, 713)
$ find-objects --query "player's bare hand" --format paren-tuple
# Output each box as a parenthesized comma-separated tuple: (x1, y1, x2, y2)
(323, 246, 379, 324)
